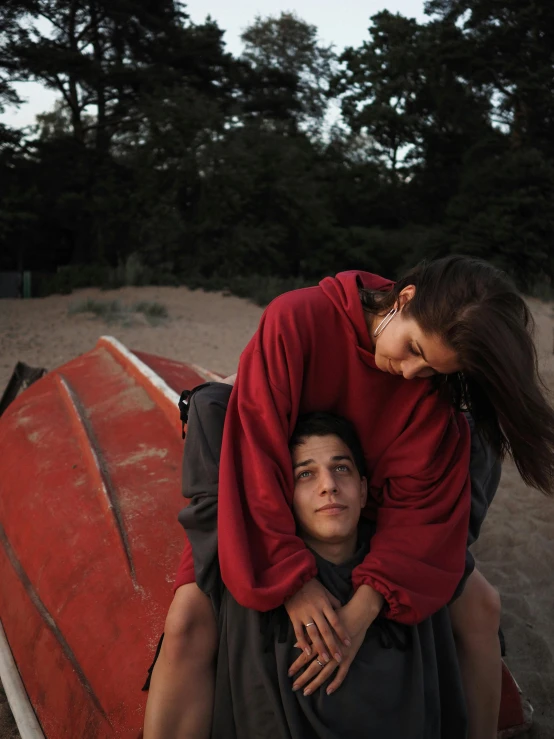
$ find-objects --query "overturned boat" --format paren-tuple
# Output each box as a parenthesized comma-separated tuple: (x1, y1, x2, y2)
(0, 336, 219, 738)
(0, 337, 532, 738)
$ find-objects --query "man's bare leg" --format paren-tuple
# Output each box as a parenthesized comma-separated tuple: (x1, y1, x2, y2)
(449, 569, 502, 739)
(143, 583, 217, 739)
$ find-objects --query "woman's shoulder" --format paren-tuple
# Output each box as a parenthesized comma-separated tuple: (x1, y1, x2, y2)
(261, 284, 337, 331)
(265, 283, 328, 312)
(406, 390, 470, 464)
(406, 385, 466, 436)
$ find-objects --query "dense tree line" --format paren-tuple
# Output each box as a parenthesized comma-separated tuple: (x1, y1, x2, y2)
(0, 0, 552, 299)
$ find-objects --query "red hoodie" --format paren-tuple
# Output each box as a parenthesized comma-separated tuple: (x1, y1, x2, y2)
(218, 271, 471, 624)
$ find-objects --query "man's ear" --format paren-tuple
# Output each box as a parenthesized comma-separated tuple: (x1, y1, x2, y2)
(397, 284, 416, 312)
(360, 477, 368, 508)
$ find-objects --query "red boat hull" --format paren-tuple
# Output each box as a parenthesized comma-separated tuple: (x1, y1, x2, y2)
(0, 337, 211, 738)
(0, 337, 532, 737)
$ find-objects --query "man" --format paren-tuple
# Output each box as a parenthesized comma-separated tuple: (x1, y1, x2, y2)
(172, 385, 467, 738)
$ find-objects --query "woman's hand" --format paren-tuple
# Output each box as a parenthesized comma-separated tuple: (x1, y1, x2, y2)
(288, 584, 384, 696)
(285, 578, 351, 665)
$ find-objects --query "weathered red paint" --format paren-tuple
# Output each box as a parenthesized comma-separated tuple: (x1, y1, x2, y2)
(0, 339, 530, 737)
(498, 661, 533, 737)
(0, 339, 208, 738)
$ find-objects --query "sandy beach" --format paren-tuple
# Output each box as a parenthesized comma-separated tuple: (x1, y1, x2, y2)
(0, 285, 553, 738)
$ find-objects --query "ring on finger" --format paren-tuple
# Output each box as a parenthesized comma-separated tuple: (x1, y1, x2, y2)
(305, 622, 315, 628)
(316, 659, 324, 668)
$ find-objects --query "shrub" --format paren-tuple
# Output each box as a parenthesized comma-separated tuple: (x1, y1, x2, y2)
(527, 278, 554, 302)
(68, 298, 169, 325)
(68, 298, 124, 323)
(132, 300, 169, 324)
(180, 271, 314, 306)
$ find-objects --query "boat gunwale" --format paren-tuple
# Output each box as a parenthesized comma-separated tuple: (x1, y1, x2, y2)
(0, 618, 45, 739)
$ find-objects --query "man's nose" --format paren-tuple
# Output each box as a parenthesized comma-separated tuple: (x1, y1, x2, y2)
(318, 472, 338, 495)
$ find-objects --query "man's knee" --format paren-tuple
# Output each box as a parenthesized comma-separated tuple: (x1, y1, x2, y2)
(163, 584, 218, 662)
(451, 571, 501, 639)
(481, 580, 501, 626)
(189, 382, 231, 419)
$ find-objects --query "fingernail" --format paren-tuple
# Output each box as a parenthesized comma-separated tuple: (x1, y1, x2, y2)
(288, 670, 294, 677)
(293, 684, 299, 691)
(344, 638, 351, 647)
(327, 687, 334, 696)
(305, 647, 311, 656)
(334, 652, 342, 663)
(322, 652, 330, 663)
(304, 688, 312, 696)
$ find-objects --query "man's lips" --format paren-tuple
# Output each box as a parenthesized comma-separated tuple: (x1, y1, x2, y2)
(316, 503, 347, 514)
(388, 359, 400, 376)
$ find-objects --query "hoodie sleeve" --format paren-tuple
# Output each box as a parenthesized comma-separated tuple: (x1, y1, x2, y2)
(218, 293, 318, 612)
(217, 284, 472, 617)
(352, 403, 472, 624)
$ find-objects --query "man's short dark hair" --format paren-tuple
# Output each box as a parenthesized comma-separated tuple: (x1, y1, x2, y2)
(289, 412, 367, 478)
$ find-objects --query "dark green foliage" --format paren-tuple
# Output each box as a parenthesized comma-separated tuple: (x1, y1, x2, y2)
(186, 124, 341, 279)
(32, 252, 179, 295)
(425, 0, 554, 155)
(444, 147, 554, 287)
(240, 12, 336, 133)
(181, 272, 315, 307)
(0, 0, 234, 268)
(1, 2, 553, 305)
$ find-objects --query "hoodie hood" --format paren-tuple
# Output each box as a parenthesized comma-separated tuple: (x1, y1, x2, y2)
(319, 271, 395, 362)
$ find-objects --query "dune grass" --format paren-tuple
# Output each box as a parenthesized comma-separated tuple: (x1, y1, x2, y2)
(68, 298, 168, 326)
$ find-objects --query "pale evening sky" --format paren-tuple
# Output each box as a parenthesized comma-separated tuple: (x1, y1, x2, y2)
(1, 0, 427, 128)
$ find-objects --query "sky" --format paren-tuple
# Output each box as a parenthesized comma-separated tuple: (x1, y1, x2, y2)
(0, 0, 427, 128)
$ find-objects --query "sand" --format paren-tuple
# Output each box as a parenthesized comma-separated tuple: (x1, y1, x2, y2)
(0, 285, 553, 738)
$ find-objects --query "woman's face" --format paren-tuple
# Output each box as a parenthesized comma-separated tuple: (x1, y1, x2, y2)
(371, 286, 461, 379)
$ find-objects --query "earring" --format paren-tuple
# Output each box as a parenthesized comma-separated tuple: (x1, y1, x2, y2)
(373, 307, 397, 337)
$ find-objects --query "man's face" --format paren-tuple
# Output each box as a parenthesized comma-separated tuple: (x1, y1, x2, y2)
(291, 434, 367, 549)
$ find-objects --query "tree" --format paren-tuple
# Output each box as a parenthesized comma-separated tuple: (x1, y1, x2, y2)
(0, 0, 236, 266)
(1, 0, 552, 295)
(0, 1, 21, 110)
(240, 12, 336, 133)
(0, 0, 232, 155)
(444, 145, 554, 286)
(333, 12, 428, 177)
(425, 0, 554, 156)
(333, 11, 493, 222)
(185, 123, 339, 278)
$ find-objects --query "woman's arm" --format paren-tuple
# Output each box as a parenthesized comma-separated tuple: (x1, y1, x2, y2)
(352, 405, 472, 624)
(217, 293, 351, 657)
(218, 294, 315, 609)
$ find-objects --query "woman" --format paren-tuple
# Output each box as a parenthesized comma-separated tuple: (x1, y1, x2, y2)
(143, 256, 554, 739)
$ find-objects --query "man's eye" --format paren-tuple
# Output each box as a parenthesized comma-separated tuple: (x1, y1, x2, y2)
(297, 470, 311, 479)
(335, 465, 350, 472)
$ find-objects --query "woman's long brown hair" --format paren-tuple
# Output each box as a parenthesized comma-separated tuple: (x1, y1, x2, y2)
(360, 255, 554, 495)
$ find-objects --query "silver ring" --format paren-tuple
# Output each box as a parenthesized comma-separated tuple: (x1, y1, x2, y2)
(316, 659, 324, 668)
(305, 622, 315, 628)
